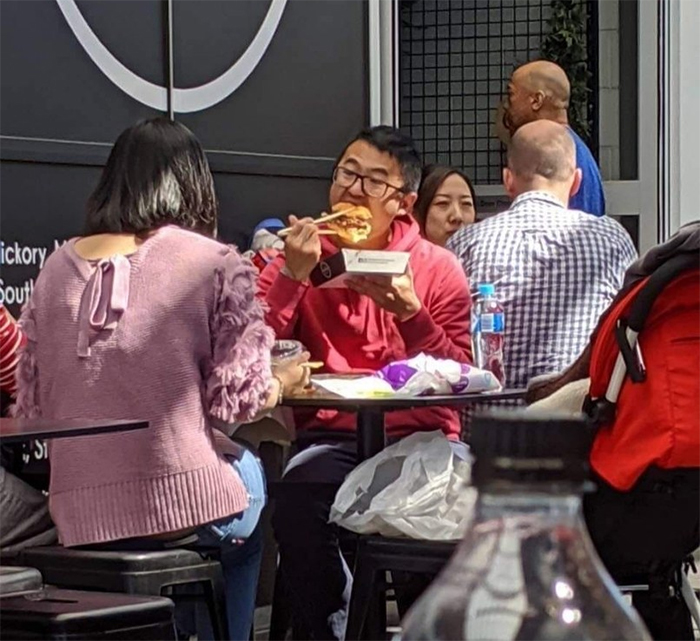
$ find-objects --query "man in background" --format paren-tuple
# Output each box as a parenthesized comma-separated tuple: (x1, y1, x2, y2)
(504, 59, 606, 217)
(449, 120, 636, 391)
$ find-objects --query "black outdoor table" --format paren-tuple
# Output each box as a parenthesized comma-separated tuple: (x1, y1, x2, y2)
(0, 418, 149, 444)
(282, 382, 525, 460)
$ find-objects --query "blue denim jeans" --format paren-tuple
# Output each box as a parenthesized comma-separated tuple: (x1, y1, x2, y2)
(148, 443, 266, 641)
(187, 443, 267, 641)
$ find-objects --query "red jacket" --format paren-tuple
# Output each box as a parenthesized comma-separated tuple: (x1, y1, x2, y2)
(258, 216, 472, 439)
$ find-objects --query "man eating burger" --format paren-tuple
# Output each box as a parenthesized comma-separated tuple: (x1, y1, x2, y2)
(258, 125, 473, 640)
(323, 202, 374, 244)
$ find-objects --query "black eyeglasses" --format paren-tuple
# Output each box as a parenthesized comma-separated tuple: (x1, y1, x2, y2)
(332, 166, 405, 199)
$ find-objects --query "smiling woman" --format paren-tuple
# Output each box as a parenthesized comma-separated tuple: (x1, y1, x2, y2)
(55, 0, 288, 112)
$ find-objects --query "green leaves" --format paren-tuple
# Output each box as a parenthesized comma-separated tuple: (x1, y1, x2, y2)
(540, 0, 593, 143)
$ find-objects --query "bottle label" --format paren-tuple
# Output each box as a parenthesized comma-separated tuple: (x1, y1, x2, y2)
(479, 312, 504, 333)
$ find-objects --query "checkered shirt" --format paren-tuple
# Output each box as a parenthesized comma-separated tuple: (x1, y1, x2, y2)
(448, 191, 638, 390)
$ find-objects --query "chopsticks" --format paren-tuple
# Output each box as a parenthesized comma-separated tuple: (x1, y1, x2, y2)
(277, 210, 348, 238)
(301, 362, 324, 369)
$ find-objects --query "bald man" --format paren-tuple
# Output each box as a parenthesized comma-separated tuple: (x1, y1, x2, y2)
(448, 121, 636, 392)
(504, 60, 606, 217)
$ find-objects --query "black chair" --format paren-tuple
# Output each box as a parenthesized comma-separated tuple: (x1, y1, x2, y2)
(0, 566, 43, 596)
(18, 546, 228, 639)
(345, 535, 456, 641)
(343, 535, 661, 641)
(0, 587, 176, 640)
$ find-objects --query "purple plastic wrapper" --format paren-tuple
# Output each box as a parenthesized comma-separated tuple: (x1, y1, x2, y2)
(451, 364, 473, 393)
(375, 354, 502, 396)
(376, 362, 420, 390)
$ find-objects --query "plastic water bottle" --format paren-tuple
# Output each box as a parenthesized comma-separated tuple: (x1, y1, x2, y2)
(399, 410, 651, 641)
(472, 283, 506, 385)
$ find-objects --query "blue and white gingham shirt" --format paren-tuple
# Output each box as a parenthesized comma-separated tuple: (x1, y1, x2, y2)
(448, 191, 637, 389)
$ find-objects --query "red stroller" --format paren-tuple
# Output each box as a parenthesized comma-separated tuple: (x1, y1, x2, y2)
(583, 251, 700, 640)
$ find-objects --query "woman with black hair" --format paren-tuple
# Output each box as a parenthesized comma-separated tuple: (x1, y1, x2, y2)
(413, 165, 477, 247)
(12, 117, 309, 640)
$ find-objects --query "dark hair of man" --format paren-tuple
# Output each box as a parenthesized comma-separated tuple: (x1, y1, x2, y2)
(413, 165, 477, 234)
(85, 118, 218, 237)
(334, 125, 422, 193)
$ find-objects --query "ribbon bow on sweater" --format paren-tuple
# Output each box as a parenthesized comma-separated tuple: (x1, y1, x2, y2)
(77, 255, 130, 358)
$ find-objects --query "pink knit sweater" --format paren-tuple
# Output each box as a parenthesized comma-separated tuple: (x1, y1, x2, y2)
(12, 226, 274, 546)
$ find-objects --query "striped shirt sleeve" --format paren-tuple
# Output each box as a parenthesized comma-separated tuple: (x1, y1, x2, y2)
(0, 305, 26, 395)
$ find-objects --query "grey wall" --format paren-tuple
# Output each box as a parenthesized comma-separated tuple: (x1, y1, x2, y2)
(0, 0, 368, 316)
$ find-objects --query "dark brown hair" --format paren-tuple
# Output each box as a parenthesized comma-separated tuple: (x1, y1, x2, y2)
(413, 165, 476, 234)
(85, 118, 218, 237)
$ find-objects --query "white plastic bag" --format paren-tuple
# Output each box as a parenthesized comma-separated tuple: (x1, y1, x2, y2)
(329, 431, 477, 540)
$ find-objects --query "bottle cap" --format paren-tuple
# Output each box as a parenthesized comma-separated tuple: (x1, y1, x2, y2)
(471, 409, 593, 486)
(477, 283, 495, 297)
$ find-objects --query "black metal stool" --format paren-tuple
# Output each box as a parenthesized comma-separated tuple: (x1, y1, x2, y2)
(18, 546, 228, 639)
(0, 587, 176, 640)
(343, 536, 663, 641)
(345, 535, 457, 641)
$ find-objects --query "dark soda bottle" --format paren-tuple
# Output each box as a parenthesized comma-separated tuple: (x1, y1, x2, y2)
(399, 411, 651, 641)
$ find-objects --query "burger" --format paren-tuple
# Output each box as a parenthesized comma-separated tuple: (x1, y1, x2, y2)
(325, 202, 373, 244)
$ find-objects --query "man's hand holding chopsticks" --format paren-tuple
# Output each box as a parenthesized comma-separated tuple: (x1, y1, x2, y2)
(281, 215, 322, 282)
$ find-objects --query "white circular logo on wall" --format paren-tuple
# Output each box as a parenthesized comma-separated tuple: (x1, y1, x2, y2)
(56, 0, 288, 113)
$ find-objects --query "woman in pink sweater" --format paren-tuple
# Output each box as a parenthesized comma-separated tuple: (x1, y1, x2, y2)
(12, 118, 309, 640)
